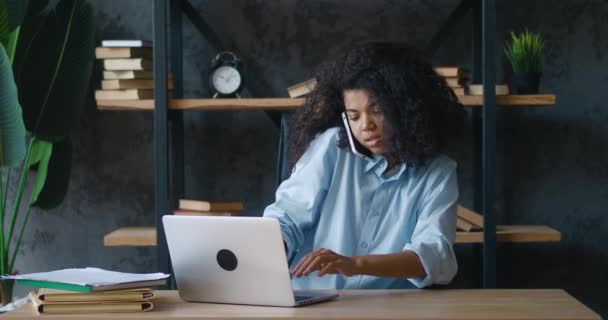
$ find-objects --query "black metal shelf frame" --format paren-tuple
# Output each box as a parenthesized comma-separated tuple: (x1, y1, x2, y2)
(152, 0, 498, 288)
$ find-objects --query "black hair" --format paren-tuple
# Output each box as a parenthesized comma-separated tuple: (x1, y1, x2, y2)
(289, 41, 464, 168)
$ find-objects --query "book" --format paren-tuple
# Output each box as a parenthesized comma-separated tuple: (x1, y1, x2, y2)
(468, 84, 510, 95)
(456, 217, 481, 232)
(1, 267, 170, 292)
(101, 39, 152, 47)
(173, 209, 239, 216)
(37, 288, 154, 302)
(95, 89, 156, 100)
(103, 58, 153, 71)
(434, 66, 465, 77)
(444, 76, 466, 88)
(29, 292, 154, 314)
(101, 79, 174, 90)
(178, 199, 244, 212)
(457, 205, 484, 228)
(95, 47, 153, 59)
(450, 87, 464, 95)
(103, 70, 155, 79)
(287, 78, 317, 98)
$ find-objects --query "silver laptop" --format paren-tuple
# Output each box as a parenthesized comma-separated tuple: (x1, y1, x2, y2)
(162, 215, 338, 307)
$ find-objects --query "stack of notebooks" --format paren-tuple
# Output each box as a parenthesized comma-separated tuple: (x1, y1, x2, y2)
(94, 39, 173, 102)
(1, 267, 170, 315)
(456, 205, 484, 232)
(286, 66, 468, 98)
(29, 288, 155, 315)
(175, 199, 243, 216)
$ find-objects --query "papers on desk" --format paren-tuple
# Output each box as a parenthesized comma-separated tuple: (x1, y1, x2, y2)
(1, 267, 170, 292)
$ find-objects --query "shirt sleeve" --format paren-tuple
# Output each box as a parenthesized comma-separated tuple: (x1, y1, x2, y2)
(403, 157, 458, 288)
(263, 129, 338, 261)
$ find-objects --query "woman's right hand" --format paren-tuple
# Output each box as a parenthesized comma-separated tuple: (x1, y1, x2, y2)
(291, 248, 361, 277)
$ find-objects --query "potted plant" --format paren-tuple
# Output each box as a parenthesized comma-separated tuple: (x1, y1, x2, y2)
(0, 0, 94, 305)
(504, 29, 544, 94)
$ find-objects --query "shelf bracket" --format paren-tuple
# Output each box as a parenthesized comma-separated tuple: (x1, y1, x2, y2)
(425, 0, 474, 57)
(181, 0, 229, 50)
(180, 0, 281, 127)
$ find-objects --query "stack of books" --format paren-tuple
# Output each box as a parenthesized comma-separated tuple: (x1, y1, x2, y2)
(94, 40, 172, 102)
(456, 205, 484, 232)
(286, 66, 468, 98)
(433, 66, 468, 96)
(0, 267, 170, 315)
(175, 199, 243, 216)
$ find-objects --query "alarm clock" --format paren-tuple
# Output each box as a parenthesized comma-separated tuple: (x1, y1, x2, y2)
(209, 51, 243, 98)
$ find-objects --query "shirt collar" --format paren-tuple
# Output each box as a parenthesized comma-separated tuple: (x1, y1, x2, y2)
(364, 154, 384, 173)
(364, 154, 408, 181)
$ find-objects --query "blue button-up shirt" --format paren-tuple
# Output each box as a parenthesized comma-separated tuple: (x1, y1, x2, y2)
(263, 128, 458, 289)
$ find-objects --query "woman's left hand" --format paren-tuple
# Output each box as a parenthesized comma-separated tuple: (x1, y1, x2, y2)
(291, 248, 361, 277)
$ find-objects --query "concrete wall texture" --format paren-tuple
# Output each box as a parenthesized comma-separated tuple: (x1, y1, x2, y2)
(7, 0, 607, 317)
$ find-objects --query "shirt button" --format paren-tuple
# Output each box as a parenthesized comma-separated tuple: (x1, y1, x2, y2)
(361, 242, 369, 248)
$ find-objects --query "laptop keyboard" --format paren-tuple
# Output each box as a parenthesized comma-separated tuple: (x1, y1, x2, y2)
(294, 295, 315, 301)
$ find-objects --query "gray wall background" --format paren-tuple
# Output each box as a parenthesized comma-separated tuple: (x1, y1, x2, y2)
(7, 0, 607, 317)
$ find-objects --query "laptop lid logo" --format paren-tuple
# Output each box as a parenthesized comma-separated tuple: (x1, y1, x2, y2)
(217, 249, 238, 271)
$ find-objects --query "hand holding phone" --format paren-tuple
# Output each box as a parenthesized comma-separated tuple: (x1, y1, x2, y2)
(341, 112, 373, 161)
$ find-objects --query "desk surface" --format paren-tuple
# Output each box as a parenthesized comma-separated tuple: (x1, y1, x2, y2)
(1, 289, 601, 320)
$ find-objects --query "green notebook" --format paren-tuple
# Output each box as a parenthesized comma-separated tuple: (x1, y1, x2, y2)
(2, 267, 170, 292)
(16, 278, 167, 292)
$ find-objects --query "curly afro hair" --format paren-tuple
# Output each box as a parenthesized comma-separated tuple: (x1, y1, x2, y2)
(288, 41, 464, 168)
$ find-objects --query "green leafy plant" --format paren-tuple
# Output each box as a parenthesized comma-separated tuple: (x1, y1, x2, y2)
(504, 29, 544, 73)
(0, 0, 94, 304)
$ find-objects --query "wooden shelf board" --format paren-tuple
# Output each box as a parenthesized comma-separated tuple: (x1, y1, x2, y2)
(460, 94, 556, 106)
(103, 227, 157, 246)
(97, 98, 304, 111)
(456, 225, 562, 244)
(104, 225, 561, 247)
(96, 94, 555, 111)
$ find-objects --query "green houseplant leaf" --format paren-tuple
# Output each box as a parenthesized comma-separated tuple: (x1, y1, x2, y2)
(6, 0, 29, 32)
(0, 43, 25, 168)
(0, 0, 8, 48)
(0, 0, 30, 61)
(504, 29, 544, 73)
(28, 138, 53, 205)
(0, 1, 92, 297)
(14, 0, 95, 142)
(32, 138, 71, 209)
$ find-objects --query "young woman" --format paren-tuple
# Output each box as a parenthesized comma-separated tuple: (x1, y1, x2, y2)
(264, 42, 463, 289)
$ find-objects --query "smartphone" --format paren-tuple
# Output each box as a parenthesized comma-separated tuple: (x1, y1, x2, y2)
(341, 112, 373, 161)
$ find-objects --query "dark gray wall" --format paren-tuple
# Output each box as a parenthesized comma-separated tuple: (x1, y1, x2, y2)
(10, 0, 607, 317)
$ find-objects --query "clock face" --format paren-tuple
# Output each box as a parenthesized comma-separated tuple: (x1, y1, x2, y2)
(211, 65, 242, 95)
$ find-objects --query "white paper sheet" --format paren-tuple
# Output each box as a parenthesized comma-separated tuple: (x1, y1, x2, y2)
(1, 267, 170, 286)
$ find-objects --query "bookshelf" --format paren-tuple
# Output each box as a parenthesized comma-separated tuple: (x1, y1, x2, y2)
(96, 94, 556, 111)
(98, 0, 561, 289)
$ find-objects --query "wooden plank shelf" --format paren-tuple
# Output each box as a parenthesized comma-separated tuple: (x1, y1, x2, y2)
(456, 225, 561, 243)
(104, 227, 157, 246)
(104, 225, 561, 247)
(96, 94, 556, 111)
(460, 94, 556, 106)
(96, 98, 304, 111)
